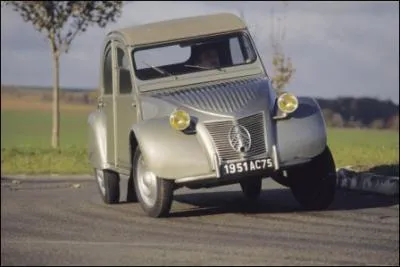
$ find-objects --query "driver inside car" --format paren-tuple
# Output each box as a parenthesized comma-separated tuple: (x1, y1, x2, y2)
(194, 47, 221, 68)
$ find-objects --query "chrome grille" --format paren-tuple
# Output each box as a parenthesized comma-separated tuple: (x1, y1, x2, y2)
(204, 113, 267, 162)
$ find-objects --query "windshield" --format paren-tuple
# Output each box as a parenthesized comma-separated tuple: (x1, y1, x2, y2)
(132, 32, 257, 81)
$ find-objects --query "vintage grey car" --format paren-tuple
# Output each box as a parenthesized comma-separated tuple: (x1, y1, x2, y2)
(88, 13, 337, 218)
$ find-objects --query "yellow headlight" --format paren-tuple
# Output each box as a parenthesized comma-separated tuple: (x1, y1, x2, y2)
(169, 110, 191, 131)
(277, 92, 299, 114)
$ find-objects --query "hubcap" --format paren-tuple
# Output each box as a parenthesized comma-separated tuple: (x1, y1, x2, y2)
(96, 169, 106, 196)
(136, 155, 157, 207)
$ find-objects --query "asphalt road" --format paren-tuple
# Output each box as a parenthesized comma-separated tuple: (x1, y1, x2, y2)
(1, 176, 399, 266)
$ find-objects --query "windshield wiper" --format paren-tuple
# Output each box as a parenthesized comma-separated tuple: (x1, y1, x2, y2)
(142, 61, 173, 77)
(184, 64, 212, 70)
(184, 64, 225, 72)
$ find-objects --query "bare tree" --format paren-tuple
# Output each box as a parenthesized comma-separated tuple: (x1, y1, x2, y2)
(331, 113, 344, 128)
(322, 108, 334, 127)
(269, 3, 295, 93)
(239, 9, 260, 44)
(239, 3, 295, 93)
(369, 119, 385, 130)
(386, 114, 399, 130)
(6, 1, 123, 148)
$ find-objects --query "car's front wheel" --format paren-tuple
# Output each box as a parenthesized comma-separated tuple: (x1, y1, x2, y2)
(288, 146, 337, 210)
(132, 147, 174, 218)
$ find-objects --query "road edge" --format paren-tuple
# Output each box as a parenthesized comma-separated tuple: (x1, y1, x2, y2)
(1, 174, 93, 182)
(336, 167, 399, 196)
(2, 168, 399, 196)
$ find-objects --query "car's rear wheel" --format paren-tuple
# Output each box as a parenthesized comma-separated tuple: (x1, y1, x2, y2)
(289, 146, 336, 210)
(132, 147, 174, 218)
(94, 168, 120, 204)
(240, 178, 262, 200)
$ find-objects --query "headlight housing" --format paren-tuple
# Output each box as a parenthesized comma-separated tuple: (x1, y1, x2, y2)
(277, 92, 299, 114)
(169, 110, 191, 131)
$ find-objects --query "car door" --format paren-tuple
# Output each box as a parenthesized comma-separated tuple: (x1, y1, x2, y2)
(114, 44, 137, 170)
(98, 42, 117, 167)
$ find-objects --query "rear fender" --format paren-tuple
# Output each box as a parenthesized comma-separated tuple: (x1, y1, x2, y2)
(88, 110, 108, 170)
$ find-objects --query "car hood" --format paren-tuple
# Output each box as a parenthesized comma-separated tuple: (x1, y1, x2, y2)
(142, 76, 273, 119)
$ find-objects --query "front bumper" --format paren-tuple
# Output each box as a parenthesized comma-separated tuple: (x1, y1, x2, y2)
(174, 143, 280, 185)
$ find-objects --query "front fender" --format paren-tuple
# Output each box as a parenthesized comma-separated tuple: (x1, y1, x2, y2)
(276, 97, 327, 167)
(132, 117, 213, 179)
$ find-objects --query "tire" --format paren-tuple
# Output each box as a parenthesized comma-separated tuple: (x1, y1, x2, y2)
(132, 147, 174, 218)
(126, 169, 138, 203)
(289, 146, 337, 210)
(240, 178, 262, 200)
(271, 172, 291, 187)
(94, 168, 120, 204)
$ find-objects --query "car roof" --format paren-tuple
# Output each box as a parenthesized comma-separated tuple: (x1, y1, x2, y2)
(109, 13, 247, 47)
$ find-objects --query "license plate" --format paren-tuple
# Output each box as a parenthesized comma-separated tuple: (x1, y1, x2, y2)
(221, 158, 273, 177)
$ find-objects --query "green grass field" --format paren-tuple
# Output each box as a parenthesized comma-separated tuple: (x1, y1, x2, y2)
(1, 109, 399, 176)
(1, 110, 89, 148)
(1, 109, 91, 174)
(327, 128, 398, 176)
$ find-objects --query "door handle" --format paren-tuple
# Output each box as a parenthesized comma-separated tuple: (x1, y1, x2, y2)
(98, 100, 105, 108)
(132, 102, 136, 108)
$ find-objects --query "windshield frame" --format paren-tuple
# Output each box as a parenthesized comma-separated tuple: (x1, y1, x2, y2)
(130, 30, 260, 82)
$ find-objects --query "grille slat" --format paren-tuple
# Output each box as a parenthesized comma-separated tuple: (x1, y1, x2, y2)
(151, 77, 267, 113)
(204, 112, 267, 162)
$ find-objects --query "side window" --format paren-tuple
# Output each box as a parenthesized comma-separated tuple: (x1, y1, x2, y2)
(103, 48, 112, 95)
(240, 35, 256, 63)
(230, 37, 245, 64)
(117, 47, 132, 94)
(229, 35, 256, 65)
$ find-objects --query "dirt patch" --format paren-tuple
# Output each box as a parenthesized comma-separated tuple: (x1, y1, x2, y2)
(1, 95, 94, 112)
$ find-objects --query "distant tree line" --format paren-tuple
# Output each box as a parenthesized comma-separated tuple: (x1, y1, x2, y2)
(317, 97, 399, 130)
(40, 90, 98, 105)
(58, 91, 400, 130)
(2, 84, 398, 130)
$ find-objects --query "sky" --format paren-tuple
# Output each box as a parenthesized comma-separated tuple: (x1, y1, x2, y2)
(1, 1, 399, 103)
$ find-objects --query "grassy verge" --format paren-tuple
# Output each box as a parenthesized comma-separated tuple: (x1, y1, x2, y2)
(1, 110, 90, 148)
(327, 128, 399, 177)
(1, 146, 91, 175)
(1, 108, 398, 176)
(1, 128, 398, 176)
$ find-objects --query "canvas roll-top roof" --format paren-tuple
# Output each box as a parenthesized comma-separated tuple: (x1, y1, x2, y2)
(109, 13, 247, 46)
